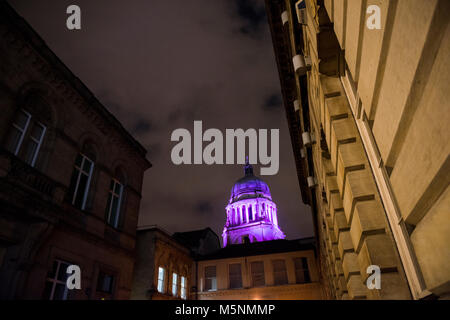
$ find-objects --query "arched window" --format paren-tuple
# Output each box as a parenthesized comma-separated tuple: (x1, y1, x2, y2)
(106, 168, 126, 228)
(5, 93, 51, 167)
(67, 143, 96, 210)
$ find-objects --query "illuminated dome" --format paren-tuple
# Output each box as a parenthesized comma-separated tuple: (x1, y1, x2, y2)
(229, 162, 272, 203)
(222, 159, 285, 247)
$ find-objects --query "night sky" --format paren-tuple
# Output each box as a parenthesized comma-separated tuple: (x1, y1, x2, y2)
(8, 0, 314, 242)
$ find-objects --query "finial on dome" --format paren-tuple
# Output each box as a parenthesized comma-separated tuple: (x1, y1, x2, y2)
(244, 156, 253, 176)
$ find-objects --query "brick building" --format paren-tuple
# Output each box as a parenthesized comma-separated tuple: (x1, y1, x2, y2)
(0, 2, 151, 299)
(265, 0, 449, 299)
(131, 226, 220, 300)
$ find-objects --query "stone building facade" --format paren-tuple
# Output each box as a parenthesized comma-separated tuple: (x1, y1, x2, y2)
(0, 2, 151, 299)
(131, 226, 220, 300)
(265, 0, 449, 299)
(196, 238, 323, 300)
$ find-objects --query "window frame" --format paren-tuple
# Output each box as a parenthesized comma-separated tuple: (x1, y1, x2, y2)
(250, 261, 265, 287)
(10, 109, 31, 155)
(293, 257, 311, 284)
(26, 121, 47, 167)
(44, 259, 71, 300)
(172, 273, 178, 297)
(69, 153, 94, 211)
(204, 265, 217, 292)
(96, 271, 115, 295)
(106, 178, 124, 228)
(180, 276, 187, 299)
(7, 109, 47, 167)
(228, 263, 243, 289)
(272, 259, 288, 286)
(157, 266, 166, 293)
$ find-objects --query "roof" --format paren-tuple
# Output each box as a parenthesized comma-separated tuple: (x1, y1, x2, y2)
(197, 237, 316, 261)
(172, 227, 219, 249)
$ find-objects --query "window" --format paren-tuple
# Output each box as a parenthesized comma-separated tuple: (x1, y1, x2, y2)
(157, 266, 165, 293)
(294, 257, 311, 284)
(272, 259, 288, 285)
(97, 271, 115, 294)
(251, 261, 265, 287)
(6, 109, 46, 167)
(242, 235, 250, 244)
(106, 179, 124, 228)
(204, 266, 217, 291)
(172, 273, 178, 296)
(181, 276, 187, 299)
(43, 259, 72, 300)
(229, 263, 242, 289)
(68, 153, 94, 210)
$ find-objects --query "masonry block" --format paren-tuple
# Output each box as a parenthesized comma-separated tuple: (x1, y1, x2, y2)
(338, 275, 347, 293)
(330, 117, 358, 172)
(324, 95, 350, 148)
(347, 275, 368, 299)
(325, 175, 339, 202)
(329, 192, 343, 221)
(336, 140, 366, 194)
(335, 260, 344, 277)
(328, 227, 337, 244)
(338, 231, 354, 259)
(350, 200, 387, 252)
(341, 293, 350, 300)
(342, 169, 377, 225)
(333, 211, 349, 241)
(357, 234, 399, 281)
(342, 252, 360, 281)
(332, 244, 340, 263)
(366, 272, 411, 300)
(320, 75, 342, 97)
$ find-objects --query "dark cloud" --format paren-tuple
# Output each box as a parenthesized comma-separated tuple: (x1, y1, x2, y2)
(231, 0, 267, 37)
(263, 93, 283, 111)
(132, 119, 154, 135)
(8, 0, 314, 242)
(194, 200, 214, 216)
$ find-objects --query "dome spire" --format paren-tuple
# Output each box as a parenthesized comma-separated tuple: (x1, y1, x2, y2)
(244, 156, 253, 176)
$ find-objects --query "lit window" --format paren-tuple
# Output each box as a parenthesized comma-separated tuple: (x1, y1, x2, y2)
(97, 271, 115, 294)
(67, 153, 94, 210)
(43, 259, 72, 300)
(229, 263, 242, 289)
(172, 273, 178, 296)
(272, 259, 288, 285)
(157, 267, 165, 293)
(6, 109, 46, 167)
(181, 276, 187, 299)
(204, 266, 217, 291)
(294, 257, 311, 284)
(106, 179, 123, 228)
(251, 261, 265, 287)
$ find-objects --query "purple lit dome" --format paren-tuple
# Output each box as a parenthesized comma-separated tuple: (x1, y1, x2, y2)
(222, 159, 286, 247)
(229, 162, 272, 204)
